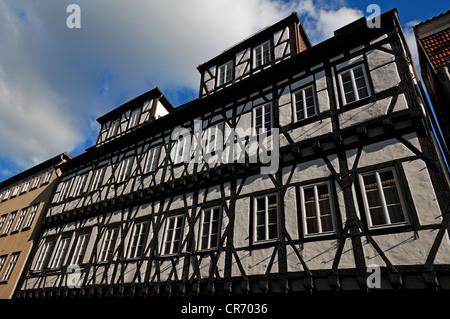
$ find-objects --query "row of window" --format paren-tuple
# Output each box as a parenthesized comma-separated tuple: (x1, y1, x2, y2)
(0, 169, 53, 202)
(56, 146, 160, 202)
(37, 167, 409, 271)
(103, 107, 142, 143)
(0, 204, 40, 236)
(0, 253, 20, 283)
(216, 41, 272, 88)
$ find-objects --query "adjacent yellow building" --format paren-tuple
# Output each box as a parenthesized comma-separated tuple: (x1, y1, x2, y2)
(0, 153, 72, 299)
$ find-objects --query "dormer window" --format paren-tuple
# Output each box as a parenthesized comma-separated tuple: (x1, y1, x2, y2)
(218, 61, 233, 86)
(254, 41, 271, 68)
(107, 119, 119, 139)
(129, 109, 141, 129)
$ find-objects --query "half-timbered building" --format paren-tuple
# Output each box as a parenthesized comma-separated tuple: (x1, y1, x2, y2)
(18, 10, 450, 299)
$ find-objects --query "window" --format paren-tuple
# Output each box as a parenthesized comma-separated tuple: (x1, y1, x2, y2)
(43, 169, 53, 184)
(129, 108, 141, 128)
(218, 61, 233, 86)
(72, 174, 87, 197)
(293, 85, 316, 121)
(144, 147, 161, 173)
(254, 41, 271, 68)
(163, 215, 184, 255)
(2, 211, 17, 235)
(51, 236, 71, 268)
(90, 167, 106, 191)
(300, 182, 335, 236)
(0, 215, 7, 233)
(58, 180, 72, 202)
(198, 207, 221, 251)
(13, 208, 28, 232)
(117, 157, 134, 183)
(3, 187, 12, 201)
(128, 222, 148, 258)
(107, 119, 119, 139)
(22, 178, 32, 193)
(254, 103, 272, 136)
(32, 173, 42, 189)
(172, 132, 191, 165)
(254, 194, 278, 242)
(24, 203, 39, 228)
(359, 168, 408, 228)
(99, 227, 119, 262)
(338, 64, 371, 104)
(0, 255, 6, 274)
(1, 253, 20, 282)
(71, 233, 90, 265)
(11, 184, 21, 197)
(36, 241, 54, 270)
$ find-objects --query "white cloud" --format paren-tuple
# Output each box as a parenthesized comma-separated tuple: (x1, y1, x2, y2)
(0, 0, 367, 180)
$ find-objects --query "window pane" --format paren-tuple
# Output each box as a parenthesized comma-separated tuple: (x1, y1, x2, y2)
(306, 218, 318, 234)
(387, 204, 406, 223)
(369, 207, 385, 225)
(320, 215, 334, 232)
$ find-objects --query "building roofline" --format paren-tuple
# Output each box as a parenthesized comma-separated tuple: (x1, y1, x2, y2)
(96, 87, 175, 124)
(197, 11, 308, 73)
(0, 152, 72, 189)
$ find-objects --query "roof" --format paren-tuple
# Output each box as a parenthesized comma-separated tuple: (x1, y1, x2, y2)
(420, 28, 450, 68)
(0, 152, 72, 189)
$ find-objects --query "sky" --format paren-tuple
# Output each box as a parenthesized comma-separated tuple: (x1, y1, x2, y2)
(0, 0, 448, 182)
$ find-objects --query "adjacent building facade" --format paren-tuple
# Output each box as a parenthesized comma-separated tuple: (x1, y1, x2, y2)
(18, 10, 450, 299)
(0, 153, 72, 299)
(414, 11, 450, 167)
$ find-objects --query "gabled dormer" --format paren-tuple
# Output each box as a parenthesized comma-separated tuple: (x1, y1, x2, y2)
(95, 87, 174, 147)
(197, 12, 311, 98)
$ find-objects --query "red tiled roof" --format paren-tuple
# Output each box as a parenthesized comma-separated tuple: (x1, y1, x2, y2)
(421, 28, 450, 68)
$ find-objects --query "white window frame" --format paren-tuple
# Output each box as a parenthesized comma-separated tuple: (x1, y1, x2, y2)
(254, 41, 271, 68)
(129, 108, 141, 129)
(0, 215, 7, 233)
(32, 173, 42, 189)
(51, 236, 71, 269)
(70, 233, 90, 265)
(24, 203, 40, 228)
(300, 182, 336, 237)
(117, 157, 134, 183)
(144, 146, 161, 174)
(253, 193, 279, 243)
(254, 103, 273, 136)
(107, 119, 120, 139)
(72, 173, 87, 197)
(90, 166, 106, 192)
(127, 221, 148, 259)
(162, 215, 184, 255)
(11, 184, 21, 197)
(2, 211, 17, 235)
(13, 208, 28, 232)
(293, 84, 317, 122)
(58, 179, 73, 202)
(43, 169, 53, 184)
(35, 241, 54, 270)
(218, 60, 233, 86)
(198, 206, 222, 251)
(338, 64, 371, 105)
(0, 255, 6, 274)
(358, 167, 409, 229)
(1, 253, 20, 282)
(98, 227, 119, 262)
(21, 178, 32, 193)
(3, 187, 12, 201)
(172, 132, 191, 165)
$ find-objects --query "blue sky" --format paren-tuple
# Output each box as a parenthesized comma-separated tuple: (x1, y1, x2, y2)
(0, 0, 448, 183)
